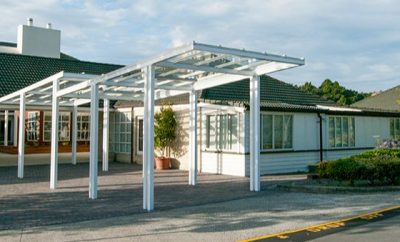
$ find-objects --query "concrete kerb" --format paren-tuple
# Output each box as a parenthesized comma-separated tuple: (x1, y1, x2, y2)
(278, 182, 400, 193)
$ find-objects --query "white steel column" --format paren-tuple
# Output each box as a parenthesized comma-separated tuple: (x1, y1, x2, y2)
(189, 89, 198, 186)
(72, 105, 78, 165)
(4, 110, 8, 146)
(17, 94, 25, 179)
(102, 98, 109, 171)
(13, 111, 18, 147)
(89, 82, 99, 199)
(50, 79, 60, 189)
(249, 74, 260, 192)
(143, 65, 155, 211)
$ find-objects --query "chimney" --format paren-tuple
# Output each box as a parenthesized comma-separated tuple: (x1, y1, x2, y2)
(27, 18, 33, 26)
(17, 18, 61, 58)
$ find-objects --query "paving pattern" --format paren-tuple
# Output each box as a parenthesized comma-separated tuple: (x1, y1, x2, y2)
(0, 162, 264, 230)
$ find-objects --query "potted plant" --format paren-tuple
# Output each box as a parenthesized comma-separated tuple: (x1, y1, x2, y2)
(154, 105, 177, 170)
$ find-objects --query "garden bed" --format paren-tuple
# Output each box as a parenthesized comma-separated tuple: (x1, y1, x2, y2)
(317, 149, 400, 186)
(291, 149, 400, 193)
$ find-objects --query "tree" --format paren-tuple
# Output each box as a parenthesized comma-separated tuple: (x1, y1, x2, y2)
(300, 82, 318, 94)
(298, 79, 371, 105)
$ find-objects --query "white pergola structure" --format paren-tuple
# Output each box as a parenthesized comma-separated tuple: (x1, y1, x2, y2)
(0, 42, 304, 211)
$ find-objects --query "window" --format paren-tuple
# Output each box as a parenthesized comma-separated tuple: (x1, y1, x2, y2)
(390, 118, 400, 140)
(0, 119, 12, 144)
(27, 112, 40, 141)
(261, 114, 293, 150)
(77, 113, 90, 141)
(111, 111, 132, 154)
(206, 114, 238, 151)
(328, 116, 355, 147)
(137, 118, 143, 153)
(43, 112, 71, 141)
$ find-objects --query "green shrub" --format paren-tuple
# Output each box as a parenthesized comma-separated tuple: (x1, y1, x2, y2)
(317, 161, 330, 178)
(317, 149, 400, 186)
(308, 163, 318, 173)
(327, 158, 364, 185)
(355, 149, 400, 159)
(376, 159, 400, 185)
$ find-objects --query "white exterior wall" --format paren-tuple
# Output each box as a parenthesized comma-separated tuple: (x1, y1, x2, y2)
(111, 102, 395, 177)
(243, 111, 394, 175)
(244, 111, 322, 175)
(128, 104, 197, 171)
(353, 116, 390, 148)
(202, 152, 246, 176)
(325, 115, 390, 161)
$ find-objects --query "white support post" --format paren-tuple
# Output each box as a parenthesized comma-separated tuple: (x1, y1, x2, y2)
(89, 82, 99, 199)
(72, 105, 78, 165)
(189, 89, 198, 186)
(102, 98, 109, 171)
(249, 74, 260, 192)
(4, 110, 8, 146)
(50, 79, 60, 189)
(143, 65, 155, 211)
(17, 94, 25, 179)
(13, 111, 18, 147)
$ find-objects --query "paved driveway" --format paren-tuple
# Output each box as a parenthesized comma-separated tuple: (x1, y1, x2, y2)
(1, 163, 400, 242)
(0, 162, 263, 230)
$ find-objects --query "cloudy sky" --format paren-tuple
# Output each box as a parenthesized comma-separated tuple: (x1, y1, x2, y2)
(0, 0, 399, 92)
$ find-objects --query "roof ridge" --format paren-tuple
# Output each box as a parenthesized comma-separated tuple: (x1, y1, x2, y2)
(262, 75, 336, 104)
(0, 52, 123, 67)
(0, 41, 17, 47)
(352, 85, 400, 106)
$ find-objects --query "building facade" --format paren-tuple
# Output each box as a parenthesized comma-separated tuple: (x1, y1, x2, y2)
(110, 76, 400, 176)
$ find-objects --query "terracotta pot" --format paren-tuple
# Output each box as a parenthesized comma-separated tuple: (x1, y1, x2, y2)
(155, 157, 171, 170)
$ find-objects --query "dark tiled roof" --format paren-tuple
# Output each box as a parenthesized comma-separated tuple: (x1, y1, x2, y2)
(118, 76, 336, 109)
(0, 52, 123, 97)
(0, 41, 80, 61)
(200, 75, 336, 106)
(352, 85, 400, 112)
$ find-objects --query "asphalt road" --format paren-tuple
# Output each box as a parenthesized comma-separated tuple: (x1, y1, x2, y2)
(309, 211, 400, 242)
(243, 206, 400, 242)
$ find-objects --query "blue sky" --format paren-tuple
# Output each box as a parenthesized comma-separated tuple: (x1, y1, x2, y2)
(0, 0, 399, 92)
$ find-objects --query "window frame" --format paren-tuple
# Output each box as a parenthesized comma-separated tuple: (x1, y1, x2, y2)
(260, 112, 294, 151)
(77, 112, 90, 141)
(43, 111, 71, 142)
(328, 116, 356, 148)
(27, 111, 40, 142)
(205, 112, 240, 152)
(111, 111, 132, 154)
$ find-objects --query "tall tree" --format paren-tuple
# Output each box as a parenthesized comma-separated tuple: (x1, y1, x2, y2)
(298, 79, 371, 105)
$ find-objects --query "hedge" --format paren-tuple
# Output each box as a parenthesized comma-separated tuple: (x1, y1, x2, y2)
(317, 149, 400, 185)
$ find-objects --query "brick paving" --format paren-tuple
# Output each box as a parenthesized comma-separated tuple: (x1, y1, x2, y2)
(0, 162, 267, 230)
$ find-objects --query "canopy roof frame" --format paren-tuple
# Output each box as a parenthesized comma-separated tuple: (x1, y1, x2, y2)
(0, 41, 305, 212)
(0, 42, 304, 107)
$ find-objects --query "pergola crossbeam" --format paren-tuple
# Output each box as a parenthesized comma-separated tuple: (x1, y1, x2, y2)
(0, 72, 64, 103)
(193, 42, 305, 65)
(156, 61, 254, 77)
